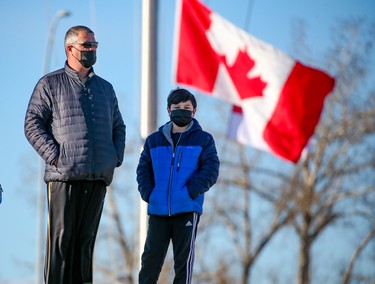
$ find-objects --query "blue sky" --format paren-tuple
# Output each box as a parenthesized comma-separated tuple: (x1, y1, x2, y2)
(0, 0, 374, 282)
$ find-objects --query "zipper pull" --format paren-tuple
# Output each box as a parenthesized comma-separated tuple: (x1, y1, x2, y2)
(171, 152, 175, 165)
(177, 150, 182, 172)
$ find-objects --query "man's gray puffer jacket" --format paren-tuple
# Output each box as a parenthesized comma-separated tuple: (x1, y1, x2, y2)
(25, 63, 126, 185)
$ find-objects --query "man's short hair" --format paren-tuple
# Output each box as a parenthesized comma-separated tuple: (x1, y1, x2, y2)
(167, 88, 197, 108)
(64, 25, 94, 47)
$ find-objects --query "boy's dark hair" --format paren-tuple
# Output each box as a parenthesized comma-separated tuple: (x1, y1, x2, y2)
(167, 88, 197, 108)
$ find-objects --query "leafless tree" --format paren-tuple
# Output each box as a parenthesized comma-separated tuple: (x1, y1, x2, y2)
(188, 136, 294, 284)
(93, 136, 141, 283)
(288, 18, 375, 284)
(189, 18, 375, 284)
(342, 194, 375, 284)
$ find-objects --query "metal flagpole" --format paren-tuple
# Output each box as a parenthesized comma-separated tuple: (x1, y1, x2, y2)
(139, 0, 158, 270)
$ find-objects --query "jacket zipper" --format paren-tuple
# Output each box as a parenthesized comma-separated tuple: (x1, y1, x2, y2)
(84, 84, 95, 178)
(167, 133, 182, 216)
(167, 153, 175, 216)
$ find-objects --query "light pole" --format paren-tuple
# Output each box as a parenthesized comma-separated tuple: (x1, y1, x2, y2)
(36, 10, 70, 284)
(43, 10, 71, 74)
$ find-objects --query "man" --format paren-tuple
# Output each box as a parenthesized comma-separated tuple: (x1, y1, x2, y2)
(137, 88, 220, 283)
(24, 25, 126, 283)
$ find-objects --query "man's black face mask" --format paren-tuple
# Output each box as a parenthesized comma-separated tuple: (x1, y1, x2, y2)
(72, 46, 96, 68)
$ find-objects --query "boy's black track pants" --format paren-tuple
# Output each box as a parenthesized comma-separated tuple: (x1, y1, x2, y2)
(139, 212, 200, 284)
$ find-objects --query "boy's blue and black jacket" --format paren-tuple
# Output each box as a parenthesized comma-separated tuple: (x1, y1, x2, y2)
(137, 118, 220, 216)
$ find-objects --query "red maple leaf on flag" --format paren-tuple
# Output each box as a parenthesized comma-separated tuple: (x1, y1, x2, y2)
(222, 49, 267, 101)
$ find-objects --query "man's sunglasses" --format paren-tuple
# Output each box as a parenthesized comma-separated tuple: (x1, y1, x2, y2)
(72, 41, 99, 49)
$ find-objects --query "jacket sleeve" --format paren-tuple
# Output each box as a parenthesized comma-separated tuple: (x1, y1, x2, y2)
(187, 134, 220, 199)
(111, 89, 126, 166)
(24, 79, 59, 165)
(136, 139, 155, 202)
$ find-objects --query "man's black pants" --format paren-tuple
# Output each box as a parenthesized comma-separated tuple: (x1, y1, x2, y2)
(139, 212, 200, 284)
(44, 181, 106, 284)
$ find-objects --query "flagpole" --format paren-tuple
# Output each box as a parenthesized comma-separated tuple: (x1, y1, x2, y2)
(139, 0, 158, 271)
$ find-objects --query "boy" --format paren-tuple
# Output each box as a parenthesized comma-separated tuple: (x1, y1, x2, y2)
(137, 88, 220, 283)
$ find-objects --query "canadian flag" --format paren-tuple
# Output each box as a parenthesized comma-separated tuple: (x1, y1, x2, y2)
(173, 0, 335, 162)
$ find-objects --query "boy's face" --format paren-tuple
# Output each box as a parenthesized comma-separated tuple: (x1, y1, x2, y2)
(168, 100, 196, 116)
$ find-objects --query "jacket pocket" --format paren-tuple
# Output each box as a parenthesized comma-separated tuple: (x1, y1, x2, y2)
(58, 142, 67, 165)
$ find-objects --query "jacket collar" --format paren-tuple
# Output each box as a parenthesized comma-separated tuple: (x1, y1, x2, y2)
(161, 118, 201, 140)
(64, 61, 95, 82)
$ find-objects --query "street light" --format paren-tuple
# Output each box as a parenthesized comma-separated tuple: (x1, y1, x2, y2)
(43, 10, 71, 74)
(36, 9, 70, 284)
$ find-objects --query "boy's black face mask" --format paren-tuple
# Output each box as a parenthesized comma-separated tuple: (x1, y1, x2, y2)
(170, 109, 193, 127)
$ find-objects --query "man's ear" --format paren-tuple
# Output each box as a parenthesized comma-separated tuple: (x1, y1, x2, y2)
(192, 108, 197, 117)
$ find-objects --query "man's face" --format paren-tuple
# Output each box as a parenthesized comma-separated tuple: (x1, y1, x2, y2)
(70, 32, 97, 56)
(66, 31, 98, 69)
